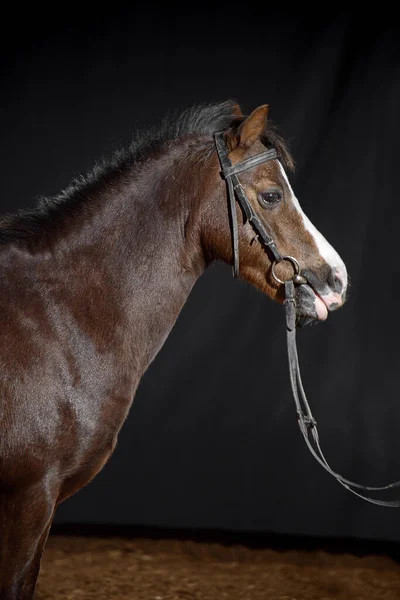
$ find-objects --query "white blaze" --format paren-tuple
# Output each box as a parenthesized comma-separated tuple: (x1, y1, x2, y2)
(278, 163, 348, 291)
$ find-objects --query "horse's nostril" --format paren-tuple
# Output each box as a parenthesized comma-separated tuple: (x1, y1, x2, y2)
(303, 267, 345, 298)
(334, 276, 343, 294)
(328, 271, 343, 294)
(327, 270, 343, 294)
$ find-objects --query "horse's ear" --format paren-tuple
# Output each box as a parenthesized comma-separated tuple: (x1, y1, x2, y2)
(236, 104, 269, 149)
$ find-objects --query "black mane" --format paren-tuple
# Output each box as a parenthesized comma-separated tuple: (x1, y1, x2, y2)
(122, 99, 293, 170)
(0, 100, 293, 245)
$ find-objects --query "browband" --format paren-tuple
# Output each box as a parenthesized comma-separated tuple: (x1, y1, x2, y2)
(221, 149, 278, 179)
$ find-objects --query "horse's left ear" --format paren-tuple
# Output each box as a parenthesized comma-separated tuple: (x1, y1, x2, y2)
(237, 104, 269, 149)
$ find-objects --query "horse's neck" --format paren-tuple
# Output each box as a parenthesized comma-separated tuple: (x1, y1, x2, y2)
(121, 162, 207, 372)
(49, 149, 206, 376)
(121, 212, 203, 371)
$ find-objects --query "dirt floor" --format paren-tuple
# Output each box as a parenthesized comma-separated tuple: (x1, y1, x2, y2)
(35, 532, 400, 600)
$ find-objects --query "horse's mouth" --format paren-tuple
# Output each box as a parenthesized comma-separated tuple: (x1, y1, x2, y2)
(295, 283, 329, 321)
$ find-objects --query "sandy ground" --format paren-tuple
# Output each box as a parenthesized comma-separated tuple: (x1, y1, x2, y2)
(35, 534, 400, 599)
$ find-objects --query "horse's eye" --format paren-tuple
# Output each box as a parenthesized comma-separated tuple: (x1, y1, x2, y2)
(258, 189, 283, 208)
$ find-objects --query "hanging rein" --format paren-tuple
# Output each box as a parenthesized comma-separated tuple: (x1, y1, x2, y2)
(214, 131, 400, 507)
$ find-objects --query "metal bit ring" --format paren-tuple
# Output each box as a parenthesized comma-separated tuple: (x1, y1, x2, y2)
(271, 256, 302, 284)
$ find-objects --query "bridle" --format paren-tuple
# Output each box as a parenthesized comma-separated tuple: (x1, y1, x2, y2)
(214, 132, 305, 283)
(214, 130, 400, 507)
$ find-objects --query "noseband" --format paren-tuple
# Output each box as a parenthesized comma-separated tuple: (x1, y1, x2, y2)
(214, 131, 400, 507)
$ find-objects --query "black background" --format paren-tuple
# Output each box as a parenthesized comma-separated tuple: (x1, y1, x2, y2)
(1, 9, 400, 541)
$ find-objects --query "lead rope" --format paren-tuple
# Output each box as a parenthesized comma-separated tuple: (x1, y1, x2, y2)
(284, 279, 400, 507)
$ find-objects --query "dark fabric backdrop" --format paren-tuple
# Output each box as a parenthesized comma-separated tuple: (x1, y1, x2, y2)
(1, 9, 400, 541)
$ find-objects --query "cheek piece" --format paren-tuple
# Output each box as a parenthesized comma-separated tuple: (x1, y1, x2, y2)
(214, 130, 400, 507)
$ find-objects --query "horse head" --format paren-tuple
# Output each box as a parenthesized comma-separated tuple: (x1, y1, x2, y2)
(203, 104, 347, 321)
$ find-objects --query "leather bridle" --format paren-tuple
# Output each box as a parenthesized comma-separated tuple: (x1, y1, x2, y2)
(214, 130, 400, 507)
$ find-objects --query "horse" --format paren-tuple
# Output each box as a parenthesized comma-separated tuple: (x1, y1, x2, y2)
(0, 100, 347, 598)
